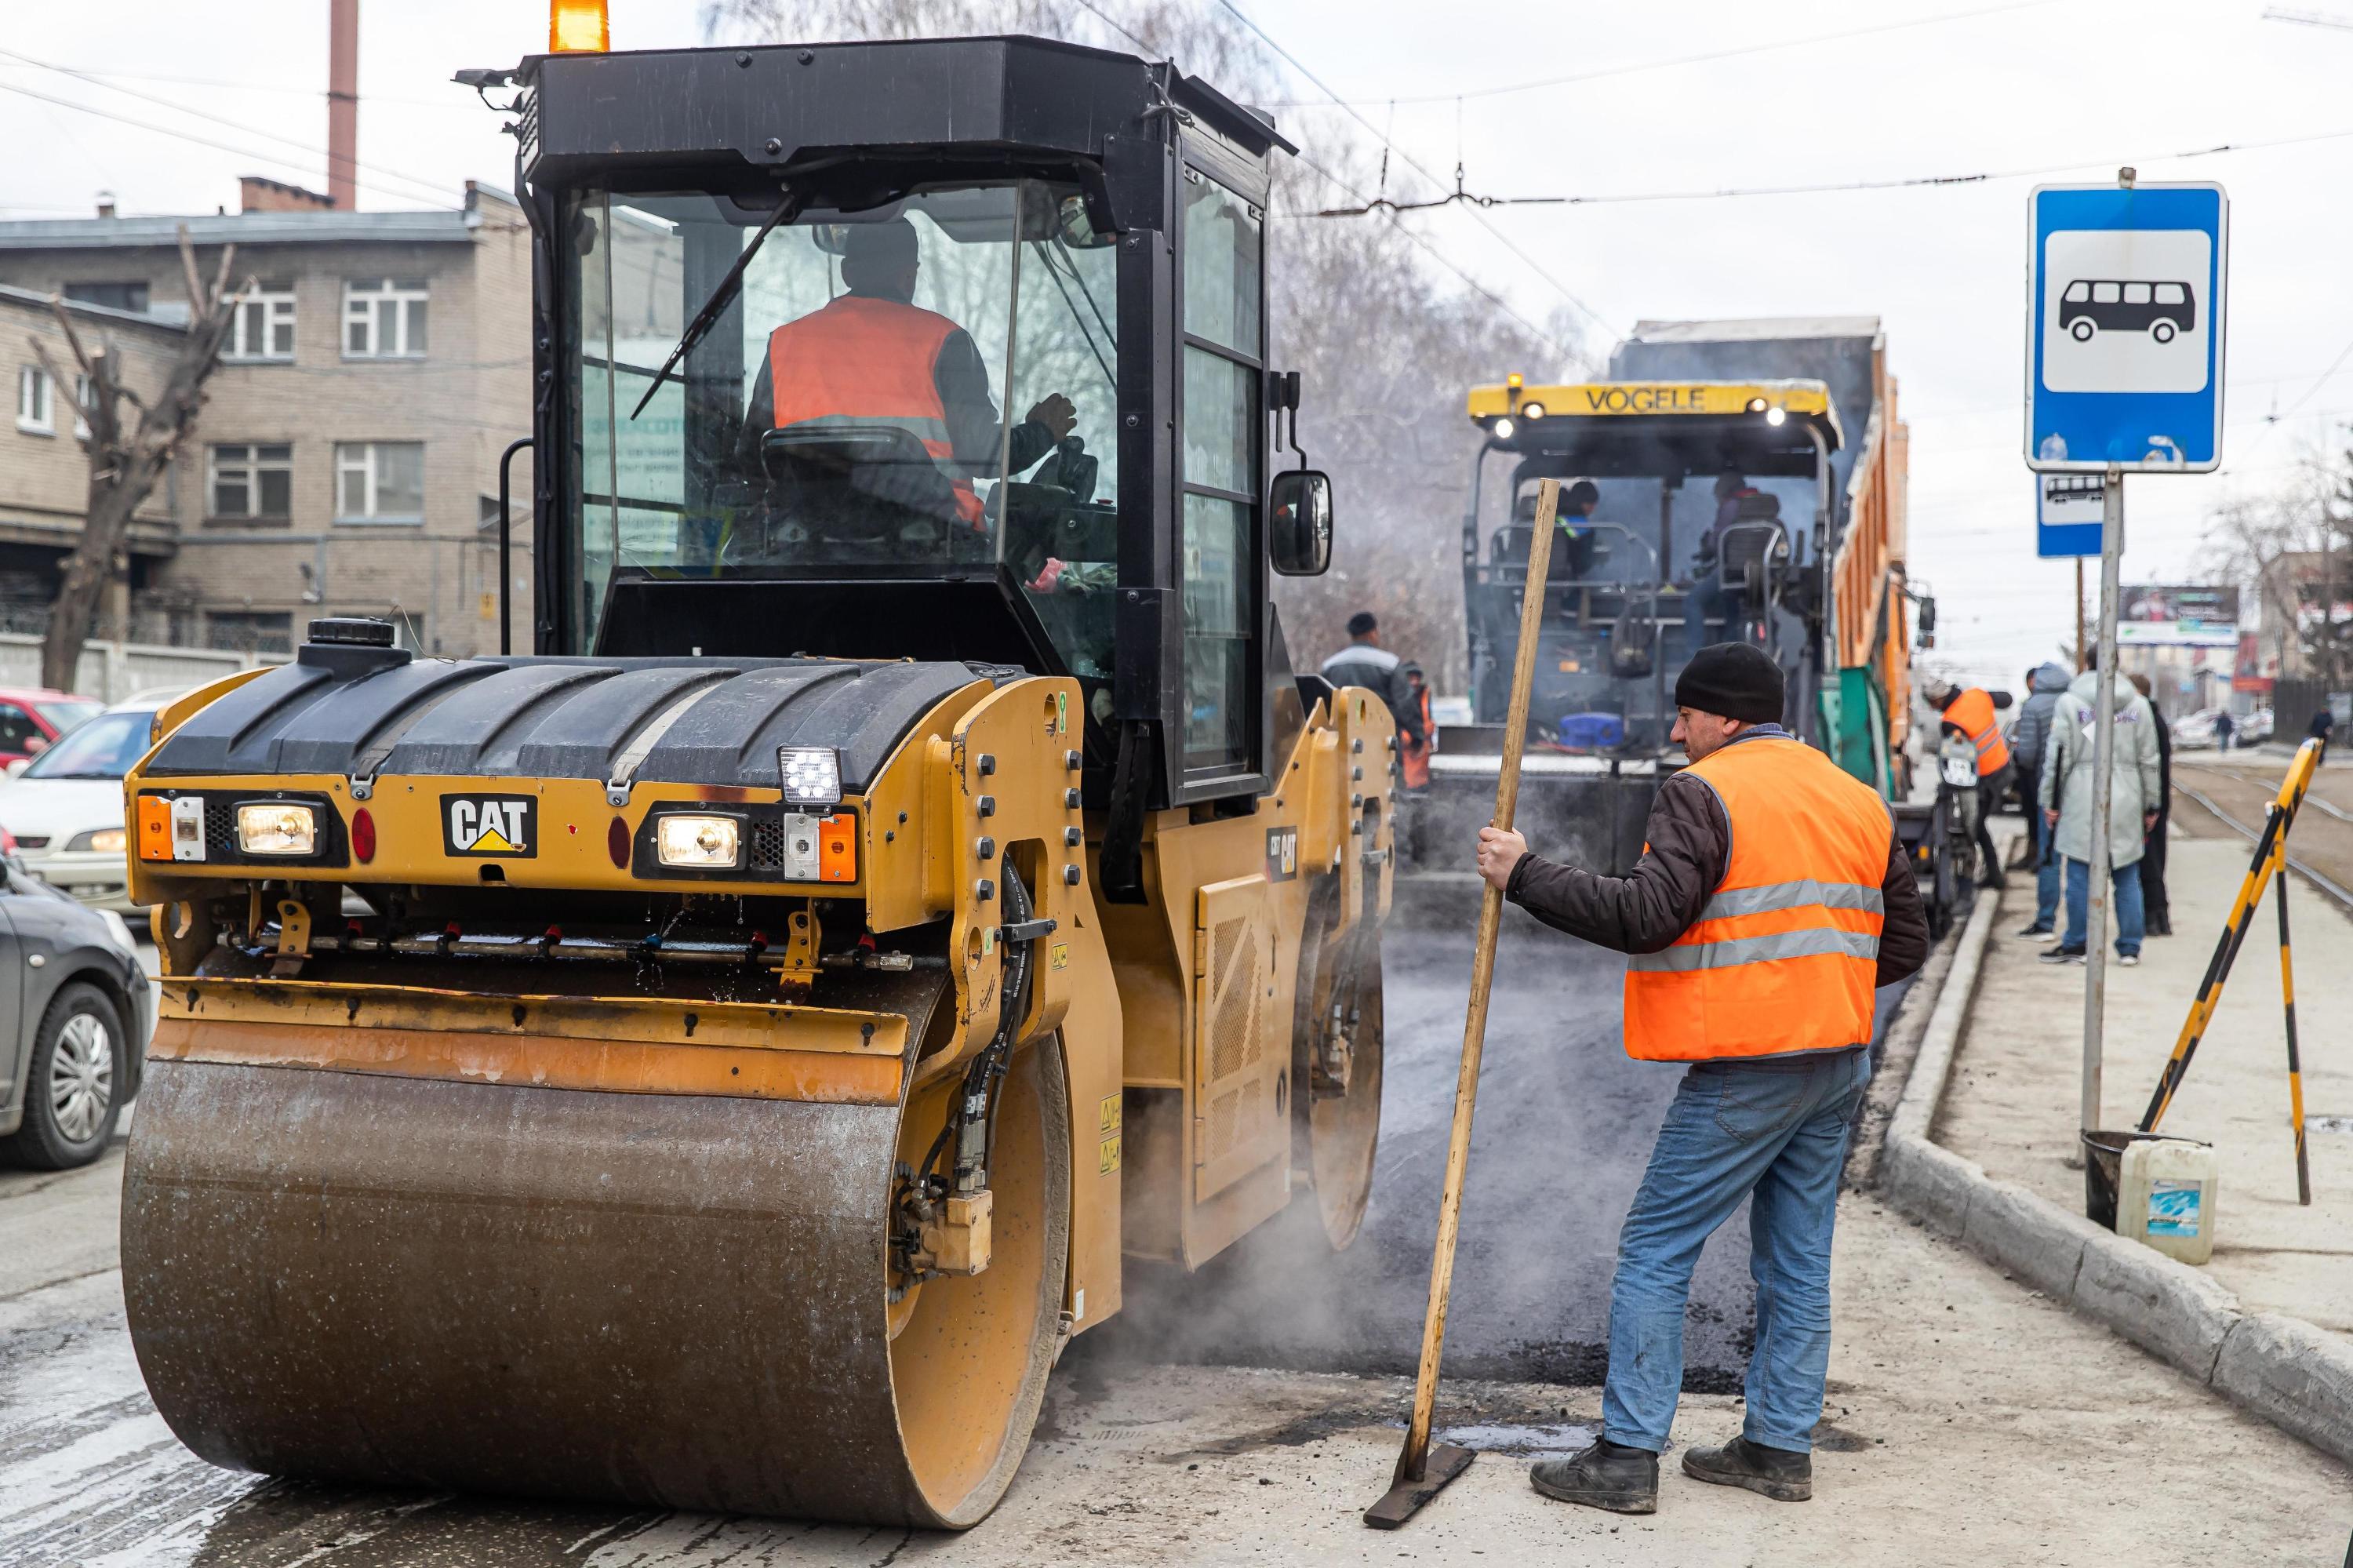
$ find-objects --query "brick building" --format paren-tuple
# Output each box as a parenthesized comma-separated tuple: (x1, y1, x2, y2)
(0, 179, 533, 657)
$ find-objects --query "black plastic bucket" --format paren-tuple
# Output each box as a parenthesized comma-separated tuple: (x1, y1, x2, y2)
(2082, 1129, 2207, 1231)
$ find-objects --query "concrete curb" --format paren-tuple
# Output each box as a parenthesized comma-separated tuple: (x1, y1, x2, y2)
(1875, 888, 2353, 1468)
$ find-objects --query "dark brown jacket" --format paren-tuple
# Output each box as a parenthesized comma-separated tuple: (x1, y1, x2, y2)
(1506, 746, 1930, 990)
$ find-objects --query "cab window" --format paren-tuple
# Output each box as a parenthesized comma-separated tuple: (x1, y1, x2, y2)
(2063, 280, 2089, 303)
(1178, 169, 1264, 775)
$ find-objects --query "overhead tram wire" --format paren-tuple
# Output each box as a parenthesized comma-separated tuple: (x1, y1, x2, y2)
(1313, 121, 2353, 214)
(1213, 0, 1620, 342)
(1069, 0, 1574, 358)
(0, 47, 458, 209)
(0, 80, 460, 212)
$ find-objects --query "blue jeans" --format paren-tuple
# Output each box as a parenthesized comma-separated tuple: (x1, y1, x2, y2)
(2034, 818, 2062, 930)
(1602, 1050, 1872, 1455)
(2063, 857, 2145, 956)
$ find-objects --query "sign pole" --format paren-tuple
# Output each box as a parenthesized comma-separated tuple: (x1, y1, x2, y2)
(2082, 465, 2124, 1133)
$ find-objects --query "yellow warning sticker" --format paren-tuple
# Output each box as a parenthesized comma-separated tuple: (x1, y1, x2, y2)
(1052, 941, 1071, 971)
(1098, 1133, 1122, 1174)
(1099, 1093, 1122, 1134)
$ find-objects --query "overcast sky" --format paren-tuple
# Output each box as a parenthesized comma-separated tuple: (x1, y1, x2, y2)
(4, 0, 2348, 692)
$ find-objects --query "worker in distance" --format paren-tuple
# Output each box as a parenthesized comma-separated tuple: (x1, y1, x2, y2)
(1475, 642, 1930, 1515)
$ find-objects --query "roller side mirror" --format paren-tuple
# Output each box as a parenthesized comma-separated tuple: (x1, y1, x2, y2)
(1269, 469, 1333, 577)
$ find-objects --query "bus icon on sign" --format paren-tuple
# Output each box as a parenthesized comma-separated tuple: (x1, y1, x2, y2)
(2060, 279, 2195, 344)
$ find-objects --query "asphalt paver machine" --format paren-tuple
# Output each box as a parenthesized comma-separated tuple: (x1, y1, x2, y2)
(117, 31, 1391, 1530)
(1398, 318, 1921, 897)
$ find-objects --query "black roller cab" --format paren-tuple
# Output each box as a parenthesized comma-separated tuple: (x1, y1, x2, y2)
(486, 36, 1335, 900)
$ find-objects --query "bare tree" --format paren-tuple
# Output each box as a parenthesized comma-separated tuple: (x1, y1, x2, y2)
(703, 0, 1585, 689)
(2198, 443, 2344, 686)
(29, 227, 243, 690)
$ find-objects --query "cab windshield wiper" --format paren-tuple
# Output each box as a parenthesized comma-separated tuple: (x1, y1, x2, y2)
(629, 184, 807, 419)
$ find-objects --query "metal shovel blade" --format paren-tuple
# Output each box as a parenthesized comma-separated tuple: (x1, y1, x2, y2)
(1362, 1443, 1475, 1530)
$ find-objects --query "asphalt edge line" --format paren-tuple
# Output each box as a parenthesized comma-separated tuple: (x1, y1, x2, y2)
(1873, 882, 2353, 1468)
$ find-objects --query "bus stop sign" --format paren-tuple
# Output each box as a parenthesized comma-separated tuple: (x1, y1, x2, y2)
(2038, 473, 2104, 558)
(2025, 181, 2227, 473)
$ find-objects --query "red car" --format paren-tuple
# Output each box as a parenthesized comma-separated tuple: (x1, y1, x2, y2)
(0, 688, 104, 769)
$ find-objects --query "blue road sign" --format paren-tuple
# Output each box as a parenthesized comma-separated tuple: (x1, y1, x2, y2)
(2025, 182, 2227, 473)
(2038, 473, 2104, 558)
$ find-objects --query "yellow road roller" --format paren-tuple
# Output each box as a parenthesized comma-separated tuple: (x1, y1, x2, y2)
(118, 28, 1391, 1530)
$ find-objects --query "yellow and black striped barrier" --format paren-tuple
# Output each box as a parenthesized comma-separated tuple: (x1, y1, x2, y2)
(2139, 737, 2322, 1205)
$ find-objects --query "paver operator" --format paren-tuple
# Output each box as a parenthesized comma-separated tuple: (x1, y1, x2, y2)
(1474, 642, 1929, 1516)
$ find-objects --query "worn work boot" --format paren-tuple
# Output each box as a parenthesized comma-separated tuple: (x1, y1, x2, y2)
(1681, 1435, 1813, 1501)
(1529, 1438, 1658, 1514)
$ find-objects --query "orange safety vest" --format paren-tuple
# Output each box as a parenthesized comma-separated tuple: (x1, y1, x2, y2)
(766, 295, 984, 526)
(1944, 687, 2011, 777)
(1624, 737, 1892, 1063)
(1400, 687, 1434, 788)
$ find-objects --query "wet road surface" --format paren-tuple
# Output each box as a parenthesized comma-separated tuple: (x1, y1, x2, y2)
(0, 908, 1825, 1564)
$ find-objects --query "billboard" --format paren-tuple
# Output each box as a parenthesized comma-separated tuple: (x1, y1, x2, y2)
(2234, 631, 2274, 694)
(2118, 584, 2238, 646)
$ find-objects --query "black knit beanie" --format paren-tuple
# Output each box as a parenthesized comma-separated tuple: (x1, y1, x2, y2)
(1675, 642, 1785, 726)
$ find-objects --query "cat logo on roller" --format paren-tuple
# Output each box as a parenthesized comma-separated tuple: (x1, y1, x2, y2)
(442, 794, 536, 857)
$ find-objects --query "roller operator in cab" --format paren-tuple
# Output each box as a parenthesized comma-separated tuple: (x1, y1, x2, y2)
(737, 216, 1078, 536)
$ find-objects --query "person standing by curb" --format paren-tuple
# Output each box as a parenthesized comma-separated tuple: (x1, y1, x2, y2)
(1475, 643, 1929, 1515)
(2009, 662, 2072, 938)
(2038, 664, 2160, 966)
(2126, 672, 2173, 938)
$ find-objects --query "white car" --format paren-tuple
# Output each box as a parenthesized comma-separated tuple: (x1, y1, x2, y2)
(0, 698, 179, 912)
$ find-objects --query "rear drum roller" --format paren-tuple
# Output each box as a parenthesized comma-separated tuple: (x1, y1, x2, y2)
(1292, 875, 1384, 1250)
(1307, 963, 1384, 1249)
(122, 1027, 1070, 1528)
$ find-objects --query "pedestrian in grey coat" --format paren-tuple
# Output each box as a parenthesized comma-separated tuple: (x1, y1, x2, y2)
(2038, 668, 2162, 963)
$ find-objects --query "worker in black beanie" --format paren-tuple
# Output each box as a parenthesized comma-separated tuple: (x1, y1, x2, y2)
(1671, 641, 1787, 726)
(1469, 643, 1928, 1519)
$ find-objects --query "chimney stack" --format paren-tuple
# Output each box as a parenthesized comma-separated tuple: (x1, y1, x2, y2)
(327, 0, 359, 209)
(96, 191, 116, 220)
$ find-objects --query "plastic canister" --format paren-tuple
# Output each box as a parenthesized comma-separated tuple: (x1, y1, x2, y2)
(2117, 1137, 2218, 1264)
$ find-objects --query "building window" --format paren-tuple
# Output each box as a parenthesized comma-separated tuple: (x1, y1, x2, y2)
(225, 286, 297, 362)
(209, 443, 293, 520)
(335, 441, 424, 522)
(16, 366, 52, 435)
(64, 281, 150, 315)
(205, 611, 294, 655)
(344, 278, 428, 358)
(72, 375, 94, 440)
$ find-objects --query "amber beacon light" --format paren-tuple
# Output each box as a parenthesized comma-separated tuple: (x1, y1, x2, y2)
(550, 0, 609, 52)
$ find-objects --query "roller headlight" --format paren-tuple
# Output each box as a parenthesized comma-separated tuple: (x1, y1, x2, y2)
(1492, 416, 1516, 441)
(656, 813, 742, 868)
(236, 803, 317, 857)
(1520, 402, 1545, 420)
(1765, 406, 1787, 427)
(777, 745, 843, 809)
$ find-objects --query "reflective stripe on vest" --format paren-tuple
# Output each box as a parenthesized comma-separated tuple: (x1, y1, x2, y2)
(1944, 687, 2011, 777)
(765, 296, 982, 524)
(1622, 737, 1892, 1064)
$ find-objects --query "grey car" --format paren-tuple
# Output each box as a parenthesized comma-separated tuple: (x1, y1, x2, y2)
(0, 853, 154, 1168)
